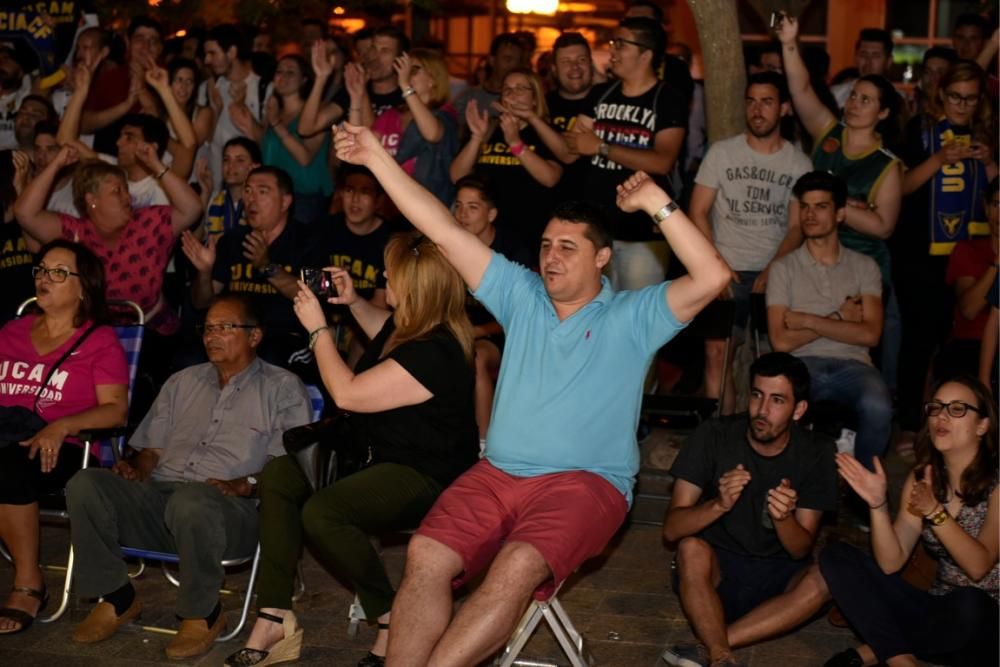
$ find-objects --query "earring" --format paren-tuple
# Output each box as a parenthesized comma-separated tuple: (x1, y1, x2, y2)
(90, 203, 96, 209)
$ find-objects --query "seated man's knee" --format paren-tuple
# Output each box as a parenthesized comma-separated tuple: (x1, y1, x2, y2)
(676, 537, 713, 574)
(65, 467, 109, 507)
(795, 563, 831, 601)
(405, 535, 463, 578)
(165, 483, 220, 525)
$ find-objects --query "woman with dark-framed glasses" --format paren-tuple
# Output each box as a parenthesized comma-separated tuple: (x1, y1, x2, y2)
(819, 375, 998, 667)
(0, 239, 128, 634)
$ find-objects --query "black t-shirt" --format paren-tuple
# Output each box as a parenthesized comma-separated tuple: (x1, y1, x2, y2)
(318, 214, 394, 301)
(546, 89, 597, 206)
(474, 123, 556, 250)
(212, 220, 326, 334)
(0, 221, 33, 325)
(332, 84, 403, 119)
(353, 319, 478, 486)
(670, 414, 838, 560)
(582, 80, 687, 241)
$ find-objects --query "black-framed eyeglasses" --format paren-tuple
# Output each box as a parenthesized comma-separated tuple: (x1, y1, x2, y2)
(196, 323, 257, 336)
(923, 400, 982, 418)
(609, 37, 652, 51)
(944, 91, 980, 107)
(32, 266, 80, 283)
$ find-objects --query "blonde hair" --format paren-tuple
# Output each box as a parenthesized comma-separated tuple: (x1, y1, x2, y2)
(382, 232, 474, 364)
(410, 48, 450, 109)
(73, 160, 127, 218)
(503, 67, 548, 122)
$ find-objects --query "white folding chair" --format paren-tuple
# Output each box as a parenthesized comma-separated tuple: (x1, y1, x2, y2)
(495, 583, 593, 667)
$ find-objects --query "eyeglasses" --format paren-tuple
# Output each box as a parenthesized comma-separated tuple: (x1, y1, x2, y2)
(944, 91, 980, 107)
(501, 84, 533, 96)
(32, 266, 79, 282)
(197, 323, 257, 335)
(608, 37, 652, 51)
(923, 400, 982, 418)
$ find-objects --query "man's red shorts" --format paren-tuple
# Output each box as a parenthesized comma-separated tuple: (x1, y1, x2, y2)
(416, 460, 628, 599)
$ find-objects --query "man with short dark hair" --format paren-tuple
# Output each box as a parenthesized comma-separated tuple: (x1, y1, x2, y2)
(200, 24, 270, 187)
(182, 166, 326, 373)
(766, 171, 892, 471)
(952, 13, 992, 61)
(830, 28, 893, 108)
(66, 295, 312, 660)
(564, 16, 688, 292)
(81, 15, 164, 156)
(329, 115, 730, 665)
(689, 71, 812, 414)
(662, 352, 837, 667)
(454, 33, 524, 129)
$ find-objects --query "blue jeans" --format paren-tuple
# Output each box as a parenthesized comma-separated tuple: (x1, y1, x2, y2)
(800, 356, 892, 470)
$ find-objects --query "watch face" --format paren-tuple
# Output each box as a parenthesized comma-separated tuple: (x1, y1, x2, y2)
(247, 476, 258, 486)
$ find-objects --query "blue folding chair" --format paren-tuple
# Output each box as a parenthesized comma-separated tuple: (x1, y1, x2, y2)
(0, 298, 145, 623)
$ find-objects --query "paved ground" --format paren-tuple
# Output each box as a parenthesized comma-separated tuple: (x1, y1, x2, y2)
(0, 425, 924, 667)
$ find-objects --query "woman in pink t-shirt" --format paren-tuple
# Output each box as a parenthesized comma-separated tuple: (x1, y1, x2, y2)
(13, 143, 204, 336)
(0, 240, 128, 635)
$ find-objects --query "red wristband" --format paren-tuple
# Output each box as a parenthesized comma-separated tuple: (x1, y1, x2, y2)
(509, 142, 525, 156)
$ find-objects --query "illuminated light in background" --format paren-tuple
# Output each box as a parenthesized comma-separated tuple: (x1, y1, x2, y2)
(506, 0, 558, 15)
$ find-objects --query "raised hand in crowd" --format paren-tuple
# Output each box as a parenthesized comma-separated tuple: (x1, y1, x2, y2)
(344, 62, 368, 100)
(906, 465, 940, 518)
(333, 121, 384, 166)
(835, 451, 887, 509)
(465, 99, 490, 140)
(11, 150, 31, 196)
(242, 230, 272, 270)
(263, 94, 281, 129)
(195, 157, 213, 197)
(180, 229, 218, 273)
(393, 51, 412, 89)
(311, 38, 337, 80)
(497, 109, 522, 148)
(563, 115, 600, 156)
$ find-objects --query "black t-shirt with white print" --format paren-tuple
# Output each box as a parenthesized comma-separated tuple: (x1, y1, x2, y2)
(582, 80, 687, 241)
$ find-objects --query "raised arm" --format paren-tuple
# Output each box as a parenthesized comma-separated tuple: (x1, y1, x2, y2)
(57, 62, 98, 145)
(775, 14, 836, 139)
(396, 53, 444, 143)
(450, 100, 489, 183)
(335, 122, 493, 290)
(293, 281, 431, 413)
(145, 63, 197, 178)
(344, 63, 374, 129)
(264, 96, 326, 167)
(615, 171, 731, 323)
(14, 144, 78, 244)
(134, 143, 203, 236)
(299, 40, 345, 136)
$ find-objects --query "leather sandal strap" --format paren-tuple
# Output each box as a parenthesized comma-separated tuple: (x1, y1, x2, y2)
(256, 610, 286, 625)
(377, 622, 390, 630)
(11, 586, 45, 601)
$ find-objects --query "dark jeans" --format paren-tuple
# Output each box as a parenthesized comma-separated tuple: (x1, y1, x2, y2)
(256, 456, 442, 617)
(66, 469, 259, 618)
(819, 542, 998, 665)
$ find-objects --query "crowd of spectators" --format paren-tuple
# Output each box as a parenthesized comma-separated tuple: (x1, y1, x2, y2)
(0, 3, 997, 667)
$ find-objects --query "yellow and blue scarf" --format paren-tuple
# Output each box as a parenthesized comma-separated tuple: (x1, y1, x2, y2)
(925, 118, 989, 256)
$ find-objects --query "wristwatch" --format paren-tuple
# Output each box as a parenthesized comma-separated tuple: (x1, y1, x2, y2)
(925, 506, 949, 526)
(260, 263, 280, 279)
(598, 141, 610, 158)
(246, 475, 258, 498)
(652, 201, 680, 223)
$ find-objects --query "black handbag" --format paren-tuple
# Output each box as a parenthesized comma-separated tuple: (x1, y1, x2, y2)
(282, 413, 372, 491)
(0, 324, 99, 448)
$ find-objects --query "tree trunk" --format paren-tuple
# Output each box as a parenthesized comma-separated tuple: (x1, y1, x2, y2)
(685, 0, 746, 143)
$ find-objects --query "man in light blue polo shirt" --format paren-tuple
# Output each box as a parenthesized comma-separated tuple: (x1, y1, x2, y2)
(332, 122, 731, 667)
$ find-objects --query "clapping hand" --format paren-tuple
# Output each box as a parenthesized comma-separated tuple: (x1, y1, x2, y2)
(394, 52, 412, 89)
(835, 451, 888, 509)
(715, 464, 752, 512)
(333, 122, 383, 166)
(242, 230, 271, 270)
(907, 465, 941, 518)
(344, 62, 368, 101)
(180, 230, 217, 273)
(767, 478, 798, 522)
(466, 99, 490, 140)
(311, 39, 337, 80)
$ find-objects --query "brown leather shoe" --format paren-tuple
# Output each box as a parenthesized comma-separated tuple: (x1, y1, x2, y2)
(72, 598, 142, 643)
(165, 613, 227, 659)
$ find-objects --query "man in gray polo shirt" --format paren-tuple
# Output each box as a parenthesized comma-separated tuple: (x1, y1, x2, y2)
(65, 294, 312, 659)
(766, 171, 891, 471)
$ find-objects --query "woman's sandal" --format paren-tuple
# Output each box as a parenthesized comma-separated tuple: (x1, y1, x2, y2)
(0, 585, 49, 635)
(356, 622, 390, 667)
(223, 611, 303, 667)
